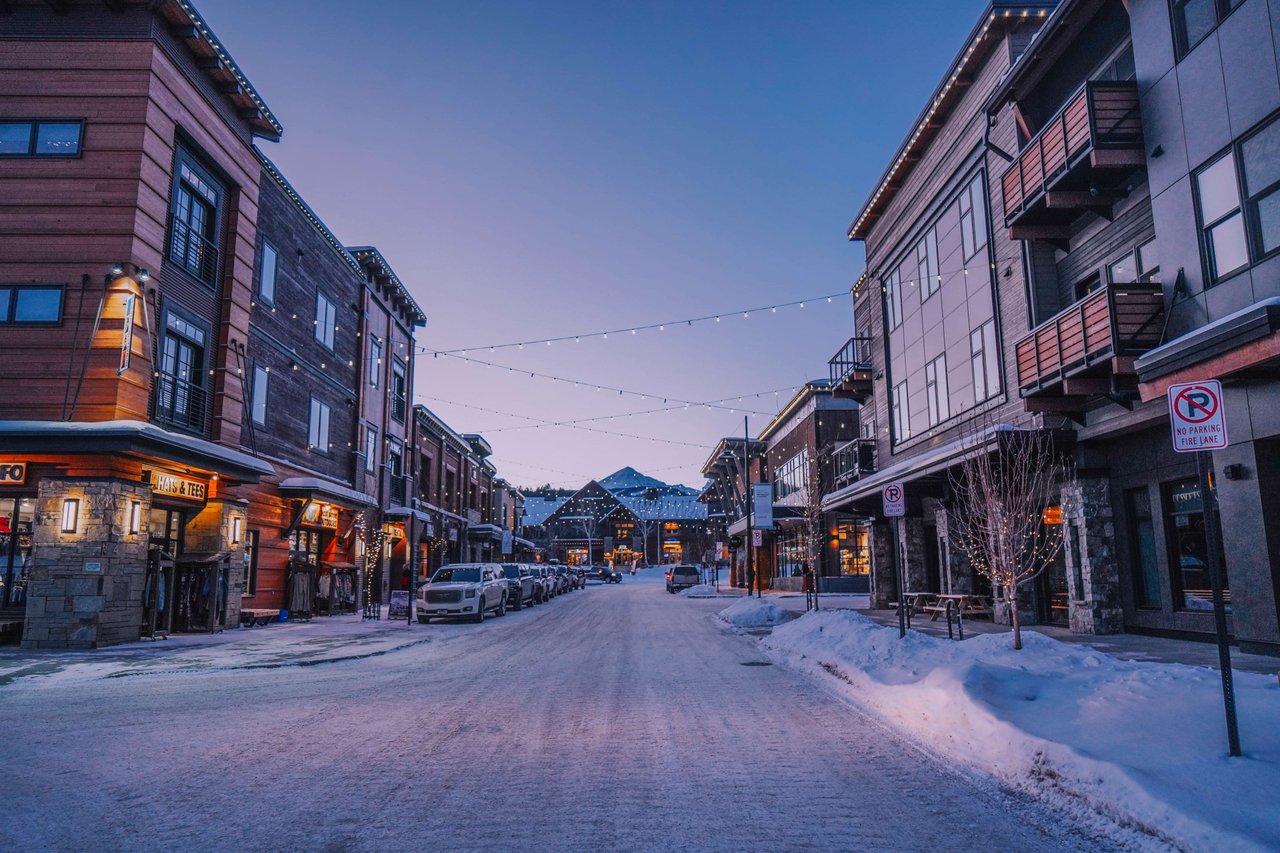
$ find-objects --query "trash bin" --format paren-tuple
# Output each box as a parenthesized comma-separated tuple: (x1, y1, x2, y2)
(279, 610, 289, 623)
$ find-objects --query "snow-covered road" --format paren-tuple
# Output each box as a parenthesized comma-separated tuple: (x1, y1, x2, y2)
(3, 573, 1152, 852)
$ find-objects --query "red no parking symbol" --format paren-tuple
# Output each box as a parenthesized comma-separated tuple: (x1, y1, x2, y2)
(882, 482, 905, 517)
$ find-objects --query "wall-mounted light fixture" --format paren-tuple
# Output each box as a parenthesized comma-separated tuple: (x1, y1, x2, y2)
(129, 501, 142, 534)
(231, 516, 243, 545)
(61, 498, 80, 534)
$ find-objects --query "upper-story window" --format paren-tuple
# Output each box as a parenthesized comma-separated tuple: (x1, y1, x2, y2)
(884, 268, 903, 331)
(259, 242, 278, 304)
(0, 120, 82, 157)
(251, 365, 269, 426)
(891, 381, 909, 443)
(1193, 113, 1280, 284)
(1172, 0, 1244, 59)
(169, 155, 223, 287)
(958, 174, 988, 262)
(364, 425, 378, 473)
(155, 310, 208, 434)
(970, 320, 1000, 403)
(308, 397, 331, 453)
(924, 354, 949, 427)
(314, 291, 336, 350)
(1107, 238, 1160, 284)
(369, 337, 383, 388)
(917, 226, 941, 300)
(0, 285, 63, 325)
(773, 449, 810, 502)
(391, 360, 407, 422)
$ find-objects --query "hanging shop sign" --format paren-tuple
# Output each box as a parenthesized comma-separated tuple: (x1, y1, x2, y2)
(117, 293, 135, 375)
(150, 470, 207, 502)
(1168, 380, 1228, 453)
(382, 523, 405, 541)
(752, 482, 774, 529)
(301, 502, 339, 529)
(501, 529, 513, 555)
(0, 461, 28, 485)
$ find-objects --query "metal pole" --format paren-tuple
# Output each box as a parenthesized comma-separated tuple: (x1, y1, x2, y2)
(744, 416, 755, 597)
(894, 516, 905, 639)
(1197, 450, 1241, 757)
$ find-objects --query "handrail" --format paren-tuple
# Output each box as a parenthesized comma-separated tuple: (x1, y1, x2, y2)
(169, 217, 219, 285)
(828, 336, 873, 386)
(151, 373, 210, 436)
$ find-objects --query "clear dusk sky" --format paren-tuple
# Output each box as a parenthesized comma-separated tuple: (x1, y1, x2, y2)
(204, 0, 986, 489)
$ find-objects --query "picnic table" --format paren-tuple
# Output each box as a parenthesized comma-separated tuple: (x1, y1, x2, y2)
(924, 594, 992, 621)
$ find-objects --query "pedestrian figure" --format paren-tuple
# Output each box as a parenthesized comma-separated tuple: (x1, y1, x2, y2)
(804, 566, 816, 611)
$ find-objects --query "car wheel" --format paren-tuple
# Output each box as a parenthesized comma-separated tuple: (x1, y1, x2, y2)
(512, 593, 522, 611)
(474, 599, 485, 623)
(496, 595, 507, 617)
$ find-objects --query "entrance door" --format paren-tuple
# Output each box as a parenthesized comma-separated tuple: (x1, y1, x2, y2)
(0, 496, 35, 610)
(923, 524, 941, 593)
(145, 507, 186, 637)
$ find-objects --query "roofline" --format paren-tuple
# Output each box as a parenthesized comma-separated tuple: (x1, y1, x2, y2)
(757, 380, 832, 443)
(982, 0, 1097, 115)
(845, 2, 1057, 241)
(413, 403, 473, 454)
(347, 245, 428, 327)
(254, 147, 366, 281)
(700, 436, 766, 476)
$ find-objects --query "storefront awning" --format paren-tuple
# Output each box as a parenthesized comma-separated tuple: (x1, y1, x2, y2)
(1136, 297, 1280, 399)
(821, 424, 1019, 512)
(384, 505, 432, 523)
(513, 536, 537, 550)
(0, 419, 273, 482)
(467, 523, 504, 541)
(278, 477, 376, 509)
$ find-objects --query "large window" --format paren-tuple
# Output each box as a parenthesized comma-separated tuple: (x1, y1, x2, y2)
(169, 157, 222, 286)
(970, 320, 1000, 403)
(1164, 477, 1229, 612)
(388, 440, 405, 504)
(369, 337, 382, 388)
(924, 354, 949, 427)
(773, 450, 810, 503)
(251, 365, 269, 427)
(1193, 113, 1280, 284)
(0, 285, 63, 324)
(1172, 0, 1244, 58)
(314, 291, 336, 350)
(1126, 488, 1160, 609)
(155, 311, 208, 434)
(0, 120, 82, 157)
(917, 226, 941, 299)
(891, 381, 909, 442)
(884, 268, 903, 331)
(308, 397, 331, 453)
(259, 242, 278, 305)
(958, 174, 988, 262)
(365, 425, 378, 474)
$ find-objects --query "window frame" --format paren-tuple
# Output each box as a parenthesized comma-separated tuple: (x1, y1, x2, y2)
(0, 284, 65, 325)
(1170, 0, 1243, 59)
(364, 425, 379, 474)
(958, 174, 989, 263)
(918, 225, 941, 300)
(891, 380, 909, 443)
(308, 396, 332, 455)
(251, 364, 269, 427)
(924, 353, 949, 427)
(0, 119, 84, 158)
(314, 290, 336, 351)
(369, 337, 383, 388)
(167, 148, 225, 288)
(883, 268, 903, 331)
(391, 358, 408, 423)
(259, 241, 278, 305)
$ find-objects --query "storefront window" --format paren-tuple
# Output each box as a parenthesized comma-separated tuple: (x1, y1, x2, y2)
(289, 529, 323, 565)
(243, 529, 260, 596)
(776, 529, 805, 577)
(1164, 478, 1229, 612)
(1127, 488, 1160, 608)
(835, 522, 870, 576)
(0, 496, 34, 608)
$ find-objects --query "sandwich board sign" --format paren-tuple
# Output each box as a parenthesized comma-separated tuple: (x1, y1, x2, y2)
(1167, 380, 1228, 453)
(882, 482, 906, 517)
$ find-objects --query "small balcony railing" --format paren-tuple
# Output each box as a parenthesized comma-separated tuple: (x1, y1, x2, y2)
(151, 374, 210, 436)
(828, 336, 873, 401)
(389, 475, 406, 506)
(1001, 81, 1144, 229)
(169, 217, 219, 285)
(831, 439, 876, 490)
(1014, 282, 1163, 397)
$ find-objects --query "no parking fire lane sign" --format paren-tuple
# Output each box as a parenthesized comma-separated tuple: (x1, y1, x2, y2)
(882, 482, 906, 517)
(1167, 379, 1228, 453)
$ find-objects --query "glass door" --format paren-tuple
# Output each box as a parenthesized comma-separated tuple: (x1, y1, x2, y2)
(1, 496, 35, 609)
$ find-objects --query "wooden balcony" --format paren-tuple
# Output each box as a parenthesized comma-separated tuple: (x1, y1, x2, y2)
(1015, 283, 1163, 406)
(828, 336, 873, 402)
(1000, 81, 1145, 239)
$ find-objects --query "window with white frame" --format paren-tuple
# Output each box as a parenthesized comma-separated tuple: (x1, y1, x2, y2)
(891, 381, 909, 442)
(314, 291, 336, 350)
(958, 174, 988, 262)
(308, 397, 331, 453)
(925, 354, 949, 427)
(1195, 151, 1249, 282)
(259, 242, 278, 304)
(969, 320, 1000, 403)
(369, 337, 382, 388)
(364, 425, 378, 473)
(917, 225, 941, 299)
(251, 365, 268, 426)
(884, 268, 903, 331)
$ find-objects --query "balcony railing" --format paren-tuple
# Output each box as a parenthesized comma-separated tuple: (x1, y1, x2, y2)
(389, 475, 406, 506)
(151, 373, 210, 436)
(1001, 81, 1144, 230)
(169, 217, 219, 285)
(831, 439, 876, 490)
(1014, 282, 1163, 397)
(828, 336, 873, 401)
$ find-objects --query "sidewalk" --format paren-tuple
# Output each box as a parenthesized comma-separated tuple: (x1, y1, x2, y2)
(0, 614, 428, 688)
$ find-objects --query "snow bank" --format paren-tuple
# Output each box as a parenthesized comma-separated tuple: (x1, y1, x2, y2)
(679, 584, 720, 598)
(718, 598, 791, 627)
(762, 610, 1280, 851)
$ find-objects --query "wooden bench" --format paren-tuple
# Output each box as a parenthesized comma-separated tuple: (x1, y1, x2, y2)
(240, 608, 279, 628)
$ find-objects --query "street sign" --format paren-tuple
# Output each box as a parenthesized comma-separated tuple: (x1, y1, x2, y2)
(752, 482, 774, 529)
(1168, 380, 1228, 452)
(752, 529, 763, 547)
(882, 482, 905, 517)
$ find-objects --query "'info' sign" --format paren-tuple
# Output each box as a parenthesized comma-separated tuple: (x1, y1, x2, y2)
(1167, 380, 1228, 453)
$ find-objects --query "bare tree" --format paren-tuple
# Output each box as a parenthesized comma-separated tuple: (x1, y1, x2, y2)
(632, 500, 659, 566)
(948, 427, 1071, 650)
(803, 453, 826, 611)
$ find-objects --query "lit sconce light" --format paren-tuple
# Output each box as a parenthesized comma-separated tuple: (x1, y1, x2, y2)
(111, 261, 124, 277)
(61, 498, 80, 534)
(137, 269, 150, 283)
(129, 500, 142, 534)
(231, 516, 243, 545)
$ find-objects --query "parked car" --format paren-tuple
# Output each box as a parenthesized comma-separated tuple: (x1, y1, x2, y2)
(500, 564, 536, 610)
(592, 566, 621, 584)
(531, 565, 555, 600)
(522, 564, 546, 603)
(418, 564, 507, 623)
(666, 564, 701, 594)
(554, 566, 575, 592)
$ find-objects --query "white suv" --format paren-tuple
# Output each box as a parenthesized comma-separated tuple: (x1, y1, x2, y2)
(418, 564, 507, 623)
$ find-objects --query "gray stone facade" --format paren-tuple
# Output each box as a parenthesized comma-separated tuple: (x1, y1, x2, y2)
(1063, 477, 1125, 635)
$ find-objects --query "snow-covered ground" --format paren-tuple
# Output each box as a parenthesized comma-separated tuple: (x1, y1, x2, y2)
(677, 583, 722, 598)
(758, 608, 1280, 852)
(717, 596, 792, 627)
(0, 571, 1153, 851)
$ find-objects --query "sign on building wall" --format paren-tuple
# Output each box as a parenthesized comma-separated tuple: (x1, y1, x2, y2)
(1167, 380, 1229, 453)
(302, 502, 339, 529)
(0, 461, 27, 485)
(752, 529, 763, 547)
(150, 471, 207, 502)
(882, 482, 905, 517)
(501, 529, 513, 555)
(752, 482, 774, 529)
(117, 294, 135, 376)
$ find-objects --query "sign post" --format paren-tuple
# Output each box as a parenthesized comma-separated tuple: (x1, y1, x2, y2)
(883, 483, 907, 639)
(1167, 379, 1240, 757)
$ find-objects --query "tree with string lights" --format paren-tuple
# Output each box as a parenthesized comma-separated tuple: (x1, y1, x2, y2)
(948, 427, 1072, 650)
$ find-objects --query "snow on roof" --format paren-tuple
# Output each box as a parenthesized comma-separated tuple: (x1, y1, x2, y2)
(598, 466, 666, 492)
(521, 495, 568, 527)
(616, 493, 707, 521)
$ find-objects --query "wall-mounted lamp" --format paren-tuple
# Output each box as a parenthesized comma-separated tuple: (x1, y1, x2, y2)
(111, 261, 124, 277)
(129, 500, 142, 534)
(61, 498, 80, 534)
(137, 268, 150, 283)
(231, 516, 243, 545)
(1223, 464, 1247, 481)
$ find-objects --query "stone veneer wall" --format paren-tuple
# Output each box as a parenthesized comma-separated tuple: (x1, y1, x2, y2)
(23, 477, 152, 649)
(1063, 476, 1124, 634)
(869, 521, 895, 608)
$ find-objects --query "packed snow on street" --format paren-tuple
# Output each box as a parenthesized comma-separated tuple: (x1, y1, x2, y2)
(0, 569, 1206, 852)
